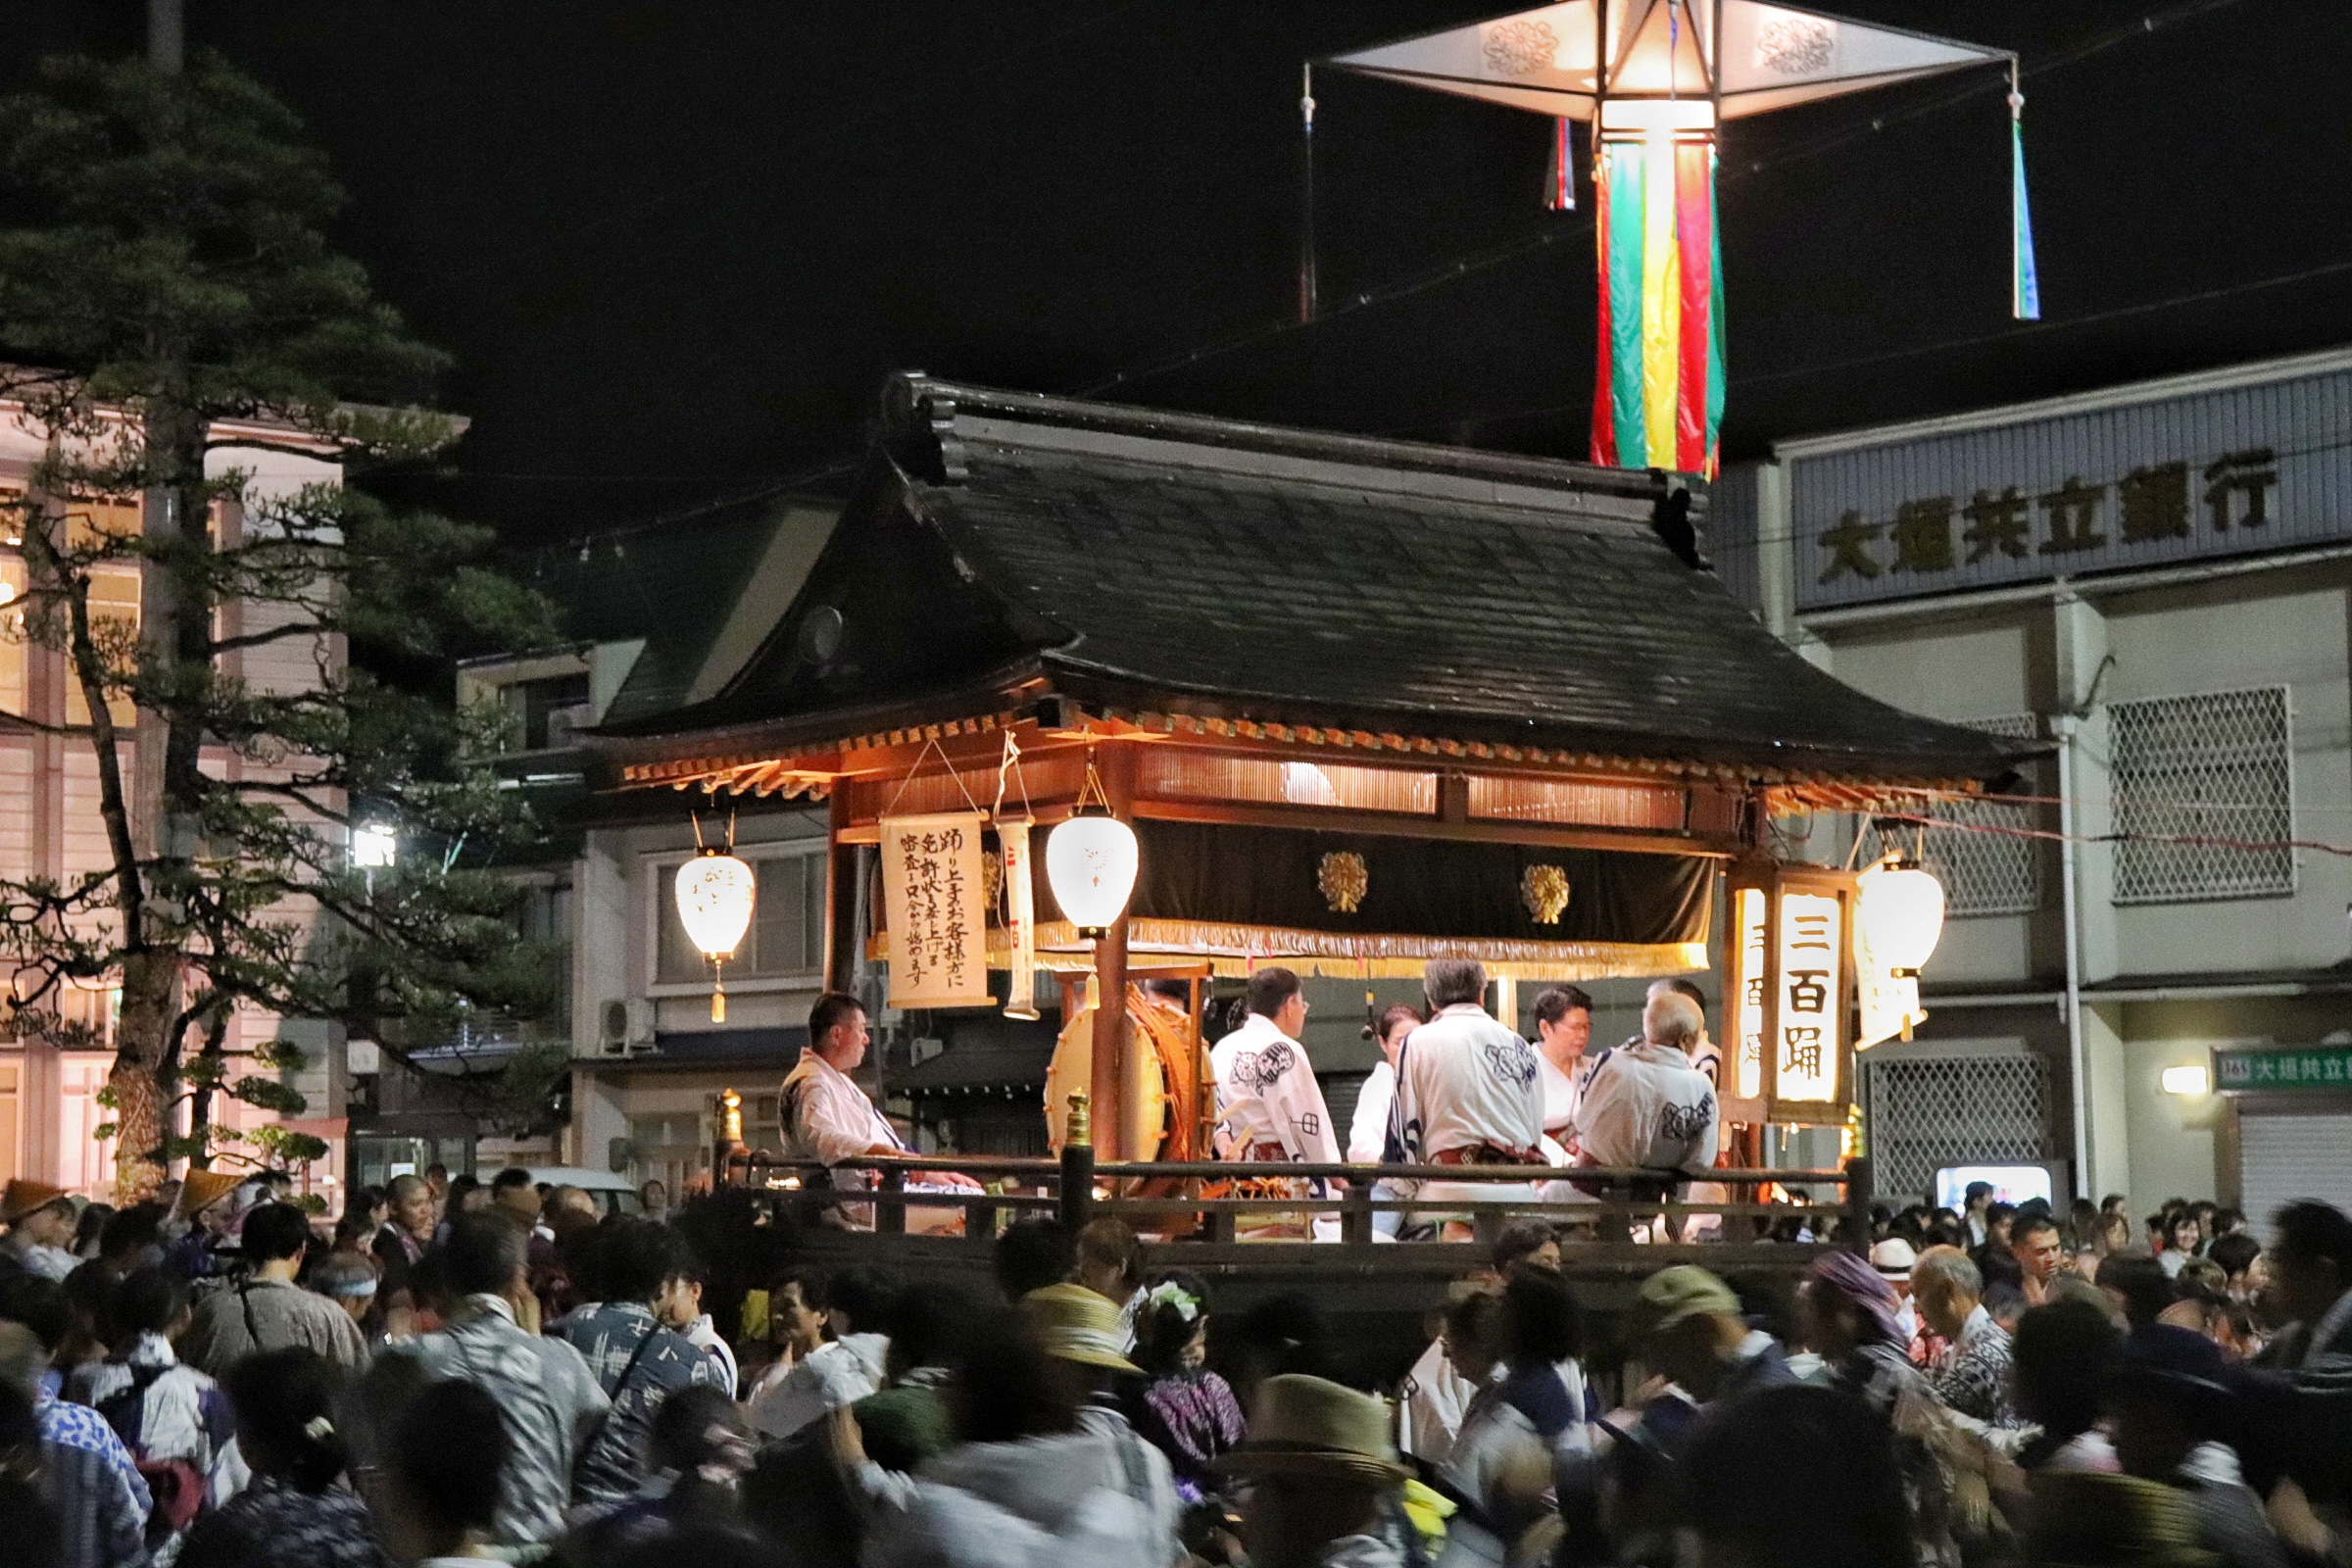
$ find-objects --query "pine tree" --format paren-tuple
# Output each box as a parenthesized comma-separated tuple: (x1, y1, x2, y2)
(0, 49, 555, 1197)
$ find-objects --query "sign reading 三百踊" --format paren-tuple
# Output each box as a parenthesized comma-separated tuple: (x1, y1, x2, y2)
(1774, 891, 1841, 1105)
(880, 810, 993, 1010)
(2214, 1046, 2352, 1093)
(1790, 362, 2352, 611)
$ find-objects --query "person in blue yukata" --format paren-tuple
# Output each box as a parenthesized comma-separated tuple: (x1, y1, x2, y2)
(547, 1215, 726, 1509)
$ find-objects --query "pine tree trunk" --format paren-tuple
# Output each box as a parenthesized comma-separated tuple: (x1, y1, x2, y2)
(110, 948, 177, 1202)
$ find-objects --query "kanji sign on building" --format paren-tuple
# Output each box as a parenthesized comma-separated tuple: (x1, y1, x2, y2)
(2214, 1046, 2352, 1093)
(880, 810, 993, 1009)
(1789, 359, 2352, 611)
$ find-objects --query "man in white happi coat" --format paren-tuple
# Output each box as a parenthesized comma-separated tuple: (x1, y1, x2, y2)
(1380, 958, 1544, 1237)
(781, 992, 976, 1230)
(1210, 966, 1341, 1166)
(1567, 988, 1720, 1230)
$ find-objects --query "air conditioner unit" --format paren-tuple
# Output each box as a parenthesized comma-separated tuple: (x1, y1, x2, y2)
(597, 998, 655, 1056)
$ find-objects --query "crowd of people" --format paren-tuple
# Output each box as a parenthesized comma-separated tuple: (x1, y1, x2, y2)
(0, 1129, 2342, 1568)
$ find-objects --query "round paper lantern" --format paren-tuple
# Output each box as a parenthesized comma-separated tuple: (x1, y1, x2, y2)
(1858, 858, 1945, 977)
(675, 851, 757, 1020)
(1046, 813, 1139, 937)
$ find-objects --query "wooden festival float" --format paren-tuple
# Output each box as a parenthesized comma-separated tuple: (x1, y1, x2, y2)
(587, 373, 2027, 1302)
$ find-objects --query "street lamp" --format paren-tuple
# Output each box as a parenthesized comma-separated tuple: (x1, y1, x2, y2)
(675, 849, 756, 1021)
(1856, 855, 1946, 978)
(351, 822, 397, 870)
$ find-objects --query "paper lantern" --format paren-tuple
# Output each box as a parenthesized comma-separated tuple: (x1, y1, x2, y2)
(675, 851, 756, 1021)
(1856, 858, 1945, 977)
(1046, 813, 1139, 938)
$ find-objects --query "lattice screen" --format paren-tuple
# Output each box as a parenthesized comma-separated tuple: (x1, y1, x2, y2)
(1861, 1051, 2050, 1203)
(1859, 713, 2042, 917)
(2110, 685, 2294, 905)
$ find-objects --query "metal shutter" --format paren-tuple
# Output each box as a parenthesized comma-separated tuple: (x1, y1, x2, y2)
(2238, 1110, 2352, 1241)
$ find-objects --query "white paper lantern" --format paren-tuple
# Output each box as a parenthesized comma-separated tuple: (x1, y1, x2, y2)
(1046, 813, 1139, 937)
(675, 851, 757, 1020)
(1857, 858, 1945, 977)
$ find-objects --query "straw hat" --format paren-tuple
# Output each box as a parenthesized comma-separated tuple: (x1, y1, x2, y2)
(1022, 1283, 1141, 1374)
(0, 1180, 68, 1225)
(173, 1169, 244, 1220)
(1215, 1375, 1408, 1486)
(1871, 1239, 1918, 1283)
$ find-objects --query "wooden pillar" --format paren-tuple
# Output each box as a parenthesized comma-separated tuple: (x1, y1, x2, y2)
(1087, 746, 1136, 1161)
(822, 786, 858, 993)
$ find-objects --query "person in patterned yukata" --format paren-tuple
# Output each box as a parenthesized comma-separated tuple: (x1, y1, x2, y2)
(1912, 1245, 2016, 1426)
(547, 1217, 726, 1509)
(177, 1348, 389, 1568)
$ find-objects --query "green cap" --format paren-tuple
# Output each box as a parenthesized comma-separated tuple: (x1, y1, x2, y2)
(1632, 1265, 1741, 1335)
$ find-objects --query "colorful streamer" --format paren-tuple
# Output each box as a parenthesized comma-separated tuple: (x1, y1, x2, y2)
(2010, 90, 2040, 321)
(1590, 132, 1724, 477)
(1546, 118, 1575, 211)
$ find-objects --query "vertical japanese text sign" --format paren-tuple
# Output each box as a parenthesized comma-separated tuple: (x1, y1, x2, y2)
(880, 811, 994, 1010)
(1725, 859, 1855, 1127)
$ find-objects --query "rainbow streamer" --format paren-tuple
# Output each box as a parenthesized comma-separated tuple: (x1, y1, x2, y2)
(1591, 133, 1724, 477)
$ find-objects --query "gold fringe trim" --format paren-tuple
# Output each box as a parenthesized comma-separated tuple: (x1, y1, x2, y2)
(869, 920, 1705, 981)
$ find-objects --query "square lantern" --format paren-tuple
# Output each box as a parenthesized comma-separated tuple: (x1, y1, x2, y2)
(1724, 858, 1857, 1127)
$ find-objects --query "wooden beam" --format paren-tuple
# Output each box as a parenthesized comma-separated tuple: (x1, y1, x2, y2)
(823, 788, 858, 992)
(1087, 747, 1139, 1161)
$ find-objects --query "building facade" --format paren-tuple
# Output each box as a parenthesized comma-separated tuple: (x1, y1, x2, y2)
(0, 401, 350, 1200)
(1716, 347, 2352, 1223)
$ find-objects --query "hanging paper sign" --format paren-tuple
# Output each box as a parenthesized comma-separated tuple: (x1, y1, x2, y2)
(881, 811, 993, 1009)
(1774, 892, 1843, 1109)
(1724, 858, 1855, 1126)
(1731, 885, 1768, 1104)
(998, 816, 1040, 1020)
(1853, 914, 1926, 1052)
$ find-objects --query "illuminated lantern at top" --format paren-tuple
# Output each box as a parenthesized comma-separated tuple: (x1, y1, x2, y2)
(1045, 812, 1140, 938)
(675, 850, 756, 1021)
(1323, 1, 2034, 477)
(1856, 855, 1946, 977)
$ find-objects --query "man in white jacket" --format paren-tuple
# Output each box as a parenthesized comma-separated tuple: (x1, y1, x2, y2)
(1381, 959, 1544, 1238)
(1212, 967, 1341, 1166)
(1569, 988, 1719, 1204)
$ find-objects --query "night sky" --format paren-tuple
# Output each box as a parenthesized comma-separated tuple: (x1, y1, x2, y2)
(12, 2, 2352, 554)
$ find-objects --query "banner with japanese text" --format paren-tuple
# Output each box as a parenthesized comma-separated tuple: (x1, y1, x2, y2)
(880, 811, 993, 1009)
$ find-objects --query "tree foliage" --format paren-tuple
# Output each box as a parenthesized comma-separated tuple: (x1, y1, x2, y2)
(0, 52, 560, 1193)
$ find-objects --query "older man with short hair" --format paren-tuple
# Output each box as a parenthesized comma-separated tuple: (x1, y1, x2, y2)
(1912, 1245, 2012, 1424)
(1569, 989, 1718, 1202)
(1380, 959, 1544, 1238)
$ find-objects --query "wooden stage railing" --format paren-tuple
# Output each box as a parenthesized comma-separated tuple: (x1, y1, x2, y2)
(718, 1144, 1872, 1281)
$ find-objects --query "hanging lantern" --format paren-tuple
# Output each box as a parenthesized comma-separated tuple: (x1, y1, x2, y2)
(1856, 856, 1946, 977)
(1046, 813, 1139, 938)
(675, 849, 756, 1021)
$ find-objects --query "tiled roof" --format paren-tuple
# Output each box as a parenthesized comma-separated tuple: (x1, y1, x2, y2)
(596, 377, 2026, 785)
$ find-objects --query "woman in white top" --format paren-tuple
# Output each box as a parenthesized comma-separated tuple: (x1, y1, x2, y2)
(1347, 1004, 1423, 1165)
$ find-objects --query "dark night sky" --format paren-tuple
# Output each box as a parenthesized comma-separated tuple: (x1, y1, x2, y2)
(14, 2, 2352, 552)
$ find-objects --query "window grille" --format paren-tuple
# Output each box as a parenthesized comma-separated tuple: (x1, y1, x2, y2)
(2110, 685, 2294, 905)
(1860, 1051, 2049, 1204)
(1859, 713, 2041, 917)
